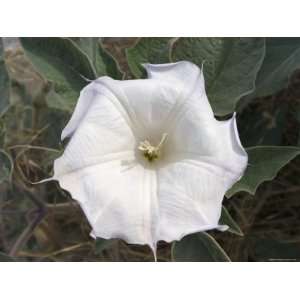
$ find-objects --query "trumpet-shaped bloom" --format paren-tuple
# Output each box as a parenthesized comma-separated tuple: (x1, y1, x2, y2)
(52, 61, 248, 256)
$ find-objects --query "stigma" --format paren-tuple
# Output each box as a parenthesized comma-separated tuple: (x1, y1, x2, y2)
(138, 133, 168, 162)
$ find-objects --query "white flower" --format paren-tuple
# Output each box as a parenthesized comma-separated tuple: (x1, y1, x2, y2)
(51, 61, 248, 258)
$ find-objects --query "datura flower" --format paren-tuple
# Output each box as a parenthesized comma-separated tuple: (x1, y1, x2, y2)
(50, 61, 247, 258)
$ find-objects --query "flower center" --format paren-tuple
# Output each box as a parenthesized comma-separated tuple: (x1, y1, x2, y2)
(138, 133, 168, 162)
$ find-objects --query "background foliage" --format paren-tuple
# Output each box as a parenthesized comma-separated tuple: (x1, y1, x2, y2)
(0, 37, 300, 261)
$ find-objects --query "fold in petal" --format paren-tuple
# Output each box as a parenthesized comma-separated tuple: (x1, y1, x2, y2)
(56, 159, 159, 249)
(54, 83, 136, 178)
(156, 159, 228, 242)
(143, 61, 214, 131)
(92, 77, 179, 143)
(90, 61, 209, 142)
(168, 97, 247, 182)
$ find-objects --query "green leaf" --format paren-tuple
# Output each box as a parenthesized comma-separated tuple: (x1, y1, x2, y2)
(227, 146, 300, 197)
(172, 232, 230, 262)
(248, 38, 300, 99)
(35, 106, 70, 149)
(20, 37, 97, 111)
(0, 252, 16, 262)
(0, 39, 10, 116)
(0, 149, 13, 184)
(126, 38, 174, 78)
(171, 38, 265, 116)
(95, 238, 116, 255)
(71, 37, 122, 79)
(220, 206, 243, 236)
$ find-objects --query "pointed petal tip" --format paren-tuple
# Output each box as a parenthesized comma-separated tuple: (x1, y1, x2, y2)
(90, 230, 97, 239)
(141, 62, 149, 68)
(149, 242, 158, 262)
(30, 176, 55, 185)
(217, 225, 229, 232)
(142, 60, 201, 72)
(231, 112, 248, 161)
(61, 131, 67, 141)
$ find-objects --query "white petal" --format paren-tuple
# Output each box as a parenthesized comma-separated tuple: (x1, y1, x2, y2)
(143, 61, 214, 129)
(54, 79, 160, 247)
(54, 82, 136, 178)
(92, 76, 178, 143)
(216, 113, 248, 179)
(156, 159, 230, 242)
(63, 62, 206, 142)
(151, 62, 248, 180)
(169, 103, 247, 182)
(90, 62, 209, 143)
(61, 82, 95, 141)
(56, 159, 159, 248)
(145, 62, 247, 242)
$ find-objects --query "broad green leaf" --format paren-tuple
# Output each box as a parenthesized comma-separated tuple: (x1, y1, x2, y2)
(71, 37, 122, 79)
(95, 238, 116, 254)
(20, 38, 96, 111)
(172, 232, 230, 262)
(220, 206, 243, 236)
(0, 149, 13, 184)
(0, 39, 10, 115)
(0, 252, 16, 262)
(248, 38, 300, 99)
(227, 146, 300, 197)
(171, 38, 265, 116)
(126, 38, 174, 78)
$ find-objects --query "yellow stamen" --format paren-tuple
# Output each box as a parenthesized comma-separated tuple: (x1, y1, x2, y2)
(138, 133, 168, 162)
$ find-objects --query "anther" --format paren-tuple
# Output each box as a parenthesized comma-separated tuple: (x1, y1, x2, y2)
(138, 133, 168, 162)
